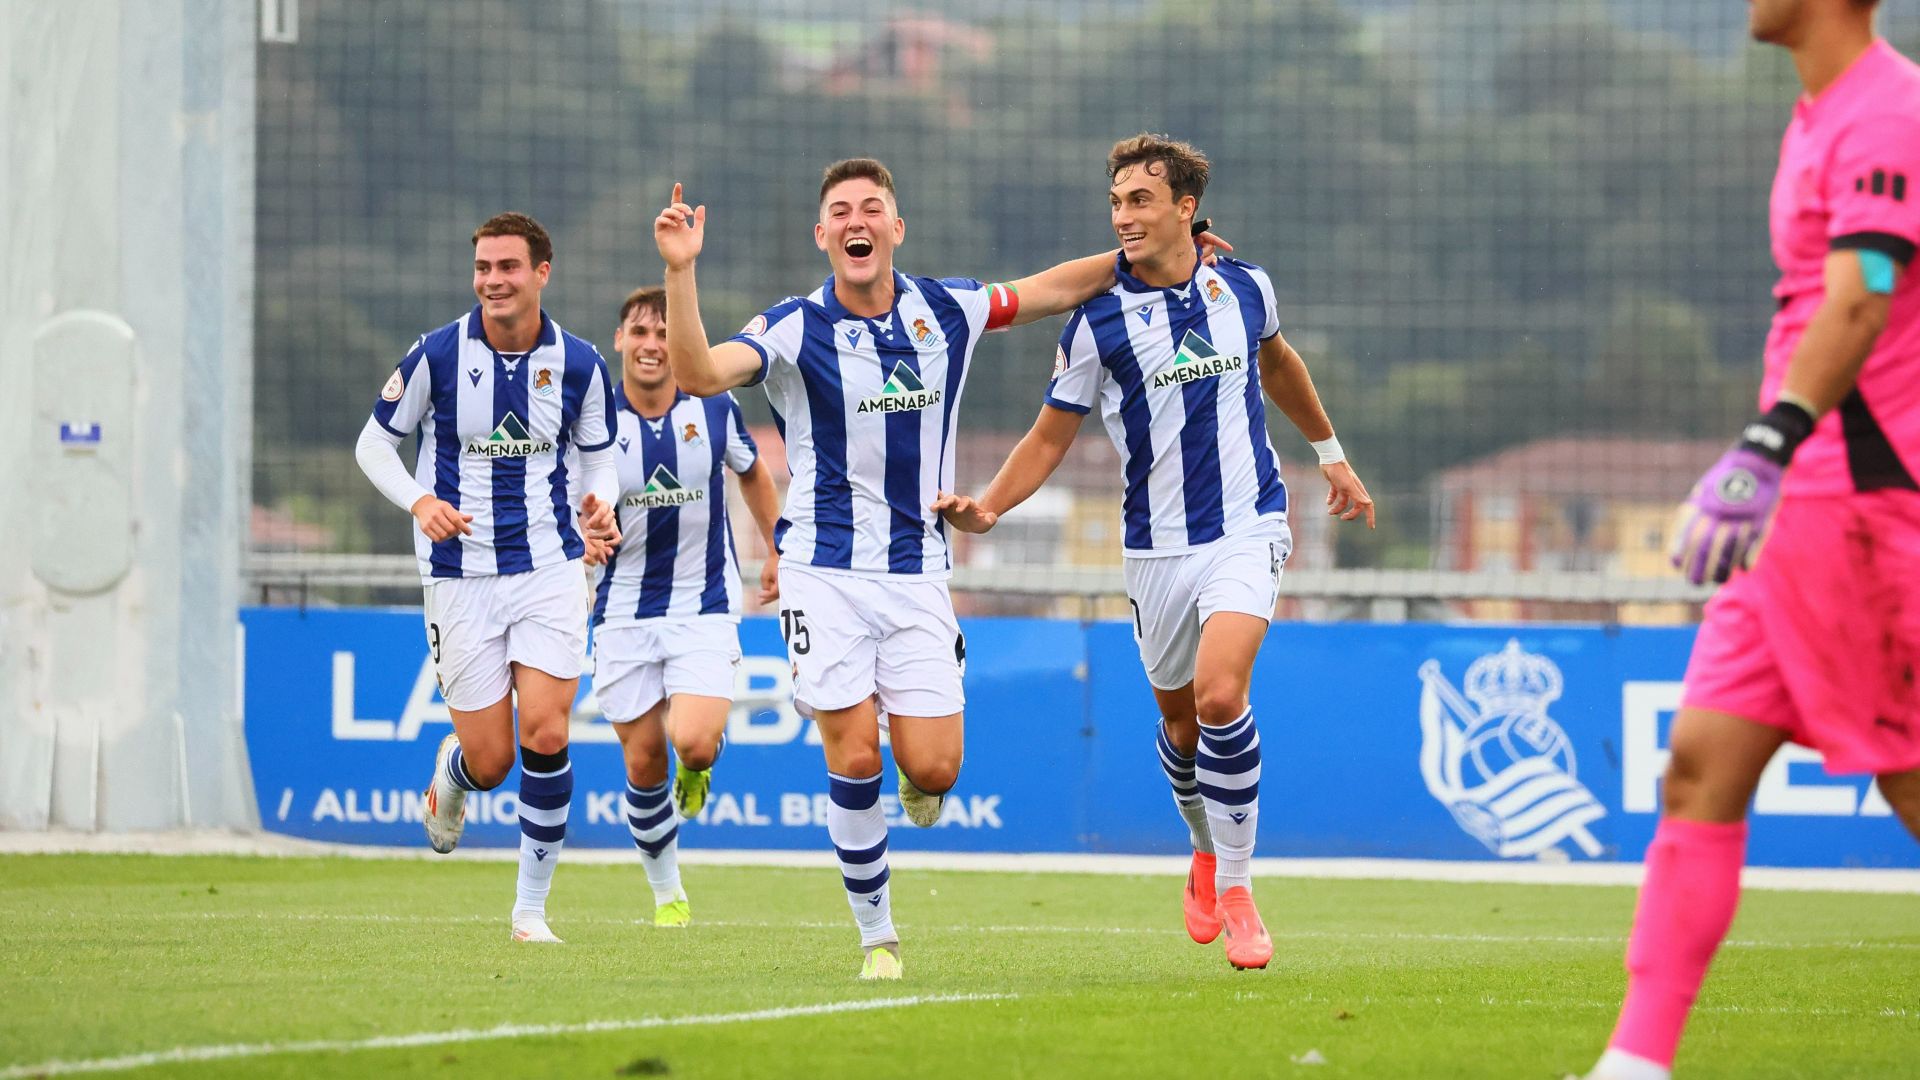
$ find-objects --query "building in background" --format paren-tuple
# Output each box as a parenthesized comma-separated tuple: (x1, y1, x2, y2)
(1430, 437, 1721, 622)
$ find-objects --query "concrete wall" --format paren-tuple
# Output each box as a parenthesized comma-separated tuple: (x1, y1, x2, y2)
(1, 0, 256, 829)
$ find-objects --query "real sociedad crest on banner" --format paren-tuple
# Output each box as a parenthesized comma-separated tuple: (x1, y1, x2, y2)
(1417, 640, 1605, 859)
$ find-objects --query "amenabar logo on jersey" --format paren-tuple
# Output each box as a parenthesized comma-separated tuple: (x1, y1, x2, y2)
(466, 413, 555, 458)
(625, 465, 704, 508)
(1151, 330, 1244, 389)
(857, 362, 943, 414)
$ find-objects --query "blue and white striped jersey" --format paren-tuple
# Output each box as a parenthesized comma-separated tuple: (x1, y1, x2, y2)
(371, 306, 617, 581)
(726, 271, 1014, 580)
(590, 387, 758, 627)
(1045, 256, 1289, 556)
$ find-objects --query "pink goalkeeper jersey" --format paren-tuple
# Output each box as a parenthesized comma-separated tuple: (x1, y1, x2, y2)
(1765, 39, 1920, 495)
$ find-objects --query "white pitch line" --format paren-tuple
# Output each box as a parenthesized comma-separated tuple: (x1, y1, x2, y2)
(29, 910, 1920, 951)
(0, 993, 1013, 1079)
(7, 830, 1919, 894)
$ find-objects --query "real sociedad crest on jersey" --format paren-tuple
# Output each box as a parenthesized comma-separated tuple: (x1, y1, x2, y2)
(909, 317, 945, 350)
(1203, 276, 1233, 310)
(1416, 640, 1604, 860)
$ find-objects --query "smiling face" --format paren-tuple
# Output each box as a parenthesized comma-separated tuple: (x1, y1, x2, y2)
(472, 234, 549, 326)
(816, 177, 904, 289)
(1109, 160, 1196, 272)
(615, 303, 670, 393)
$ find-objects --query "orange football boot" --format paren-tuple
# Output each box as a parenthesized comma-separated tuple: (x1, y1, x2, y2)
(1183, 851, 1223, 943)
(1217, 885, 1272, 970)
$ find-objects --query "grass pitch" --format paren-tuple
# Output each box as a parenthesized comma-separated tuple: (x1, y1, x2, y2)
(3, 854, 1917, 1078)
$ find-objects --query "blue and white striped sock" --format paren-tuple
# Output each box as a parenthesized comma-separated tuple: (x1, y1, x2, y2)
(1195, 707, 1261, 893)
(624, 781, 682, 905)
(444, 743, 486, 791)
(513, 746, 572, 919)
(1155, 720, 1213, 854)
(827, 770, 895, 947)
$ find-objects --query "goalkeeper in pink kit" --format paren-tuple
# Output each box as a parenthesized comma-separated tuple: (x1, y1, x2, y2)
(1585, 2, 1920, 1078)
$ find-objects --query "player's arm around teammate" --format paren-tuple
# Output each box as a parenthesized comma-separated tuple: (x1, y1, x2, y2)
(651, 180, 1222, 396)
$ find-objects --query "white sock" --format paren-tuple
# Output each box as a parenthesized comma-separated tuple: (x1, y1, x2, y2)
(513, 751, 572, 918)
(1155, 719, 1213, 853)
(827, 770, 895, 947)
(624, 781, 682, 905)
(1195, 707, 1260, 893)
(1590, 1048, 1672, 1080)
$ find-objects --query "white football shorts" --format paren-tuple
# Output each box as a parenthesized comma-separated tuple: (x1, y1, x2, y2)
(593, 617, 743, 722)
(777, 563, 965, 718)
(421, 559, 590, 712)
(1123, 527, 1291, 691)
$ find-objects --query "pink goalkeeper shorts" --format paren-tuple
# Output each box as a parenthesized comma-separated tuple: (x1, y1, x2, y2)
(1683, 490, 1920, 776)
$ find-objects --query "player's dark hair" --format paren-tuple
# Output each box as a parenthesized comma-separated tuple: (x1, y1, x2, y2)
(1108, 134, 1210, 206)
(819, 158, 897, 206)
(619, 285, 666, 326)
(472, 211, 553, 267)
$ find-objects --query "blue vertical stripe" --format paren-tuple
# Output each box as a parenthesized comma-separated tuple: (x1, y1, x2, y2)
(922, 278, 975, 570)
(700, 396, 732, 614)
(590, 544, 618, 626)
(490, 352, 535, 574)
(548, 346, 597, 562)
(634, 415, 681, 619)
(1177, 308, 1226, 546)
(801, 314, 854, 568)
(1087, 296, 1157, 551)
(427, 344, 464, 577)
(1218, 267, 1287, 515)
(875, 331, 925, 574)
(727, 396, 759, 461)
(768, 398, 791, 555)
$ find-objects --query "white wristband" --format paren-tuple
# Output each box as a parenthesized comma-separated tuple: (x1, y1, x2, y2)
(1310, 435, 1345, 465)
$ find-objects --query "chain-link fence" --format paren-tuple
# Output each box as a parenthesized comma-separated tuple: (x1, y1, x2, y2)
(252, 0, 1920, 619)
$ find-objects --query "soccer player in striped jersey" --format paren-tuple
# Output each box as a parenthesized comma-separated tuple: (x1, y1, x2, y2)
(588, 285, 783, 929)
(354, 212, 621, 944)
(1586, 4, 1920, 1078)
(653, 161, 1168, 979)
(935, 135, 1376, 971)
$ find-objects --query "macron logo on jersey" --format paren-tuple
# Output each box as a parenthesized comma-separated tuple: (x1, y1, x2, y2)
(857, 362, 943, 415)
(466, 413, 554, 458)
(1151, 330, 1245, 389)
(625, 465, 705, 509)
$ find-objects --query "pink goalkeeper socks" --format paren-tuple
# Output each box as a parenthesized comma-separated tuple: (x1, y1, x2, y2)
(1608, 816, 1748, 1067)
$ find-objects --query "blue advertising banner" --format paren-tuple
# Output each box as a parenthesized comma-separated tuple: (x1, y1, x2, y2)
(240, 609, 1917, 868)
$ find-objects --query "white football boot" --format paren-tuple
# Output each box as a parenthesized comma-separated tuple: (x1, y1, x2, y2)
(423, 733, 467, 854)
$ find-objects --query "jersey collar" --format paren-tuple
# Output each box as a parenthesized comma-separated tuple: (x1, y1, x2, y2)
(466, 305, 559, 352)
(820, 270, 914, 327)
(1795, 38, 1894, 128)
(615, 382, 688, 421)
(1115, 249, 1207, 303)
